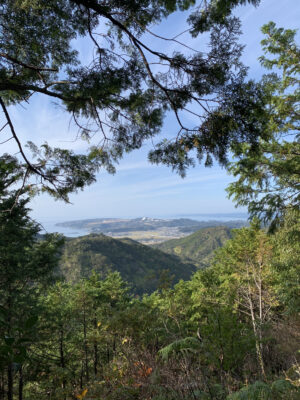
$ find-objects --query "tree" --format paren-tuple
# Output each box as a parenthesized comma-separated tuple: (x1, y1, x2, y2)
(272, 209, 300, 314)
(34, 282, 75, 400)
(0, 0, 266, 199)
(32, 272, 130, 400)
(211, 223, 277, 379)
(227, 22, 300, 228)
(0, 155, 63, 400)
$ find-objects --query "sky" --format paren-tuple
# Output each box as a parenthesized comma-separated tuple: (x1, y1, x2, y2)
(2, 0, 299, 224)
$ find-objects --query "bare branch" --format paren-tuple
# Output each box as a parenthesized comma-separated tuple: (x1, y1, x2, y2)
(0, 136, 13, 145)
(0, 97, 37, 173)
(0, 122, 8, 133)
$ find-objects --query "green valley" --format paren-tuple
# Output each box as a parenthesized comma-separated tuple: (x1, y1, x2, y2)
(58, 227, 234, 293)
(59, 234, 196, 294)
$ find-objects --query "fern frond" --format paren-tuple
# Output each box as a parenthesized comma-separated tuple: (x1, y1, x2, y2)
(158, 337, 201, 361)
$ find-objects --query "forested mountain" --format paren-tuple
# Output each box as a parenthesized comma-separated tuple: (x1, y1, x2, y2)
(59, 234, 196, 294)
(154, 226, 232, 267)
(59, 227, 231, 293)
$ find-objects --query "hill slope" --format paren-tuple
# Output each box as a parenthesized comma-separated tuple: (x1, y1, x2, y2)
(60, 234, 196, 294)
(154, 226, 232, 267)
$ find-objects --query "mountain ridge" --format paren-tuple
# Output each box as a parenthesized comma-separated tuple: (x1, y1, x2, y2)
(153, 226, 232, 267)
(58, 226, 233, 293)
(59, 233, 196, 294)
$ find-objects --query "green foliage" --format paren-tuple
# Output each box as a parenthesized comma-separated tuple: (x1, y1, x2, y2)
(0, 155, 63, 399)
(154, 226, 232, 267)
(0, 216, 299, 399)
(1, 139, 300, 398)
(0, 0, 267, 198)
(159, 337, 201, 361)
(271, 209, 300, 314)
(227, 22, 300, 228)
(1, 159, 298, 398)
(59, 233, 196, 293)
(211, 222, 277, 325)
(188, 1, 261, 34)
(227, 379, 300, 399)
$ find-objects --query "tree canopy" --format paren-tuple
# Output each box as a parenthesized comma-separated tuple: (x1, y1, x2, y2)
(1, 217, 299, 399)
(227, 22, 300, 228)
(0, 0, 265, 200)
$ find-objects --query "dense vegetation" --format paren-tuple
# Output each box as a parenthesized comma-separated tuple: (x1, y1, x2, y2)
(0, 1, 299, 399)
(0, 156, 299, 399)
(154, 226, 232, 267)
(1, 206, 299, 399)
(227, 22, 299, 227)
(59, 234, 196, 294)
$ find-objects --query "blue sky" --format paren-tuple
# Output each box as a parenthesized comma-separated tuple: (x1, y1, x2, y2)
(2, 0, 299, 223)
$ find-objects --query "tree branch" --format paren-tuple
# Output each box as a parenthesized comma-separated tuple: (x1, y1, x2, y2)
(0, 52, 58, 72)
(0, 97, 38, 173)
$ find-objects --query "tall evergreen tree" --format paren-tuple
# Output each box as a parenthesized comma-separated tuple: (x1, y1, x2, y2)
(0, 155, 63, 400)
(227, 22, 300, 228)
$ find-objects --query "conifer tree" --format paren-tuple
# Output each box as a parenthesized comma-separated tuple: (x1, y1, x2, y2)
(0, 155, 63, 400)
(227, 23, 300, 228)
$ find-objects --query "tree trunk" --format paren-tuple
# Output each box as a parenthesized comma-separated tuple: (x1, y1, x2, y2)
(258, 262, 264, 355)
(59, 328, 66, 400)
(80, 363, 83, 390)
(93, 317, 98, 377)
(7, 364, 13, 400)
(247, 284, 266, 379)
(0, 371, 5, 400)
(83, 308, 89, 382)
(18, 367, 23, 400)
(106, 344, 110, 363)
(6, 289, 13, 400)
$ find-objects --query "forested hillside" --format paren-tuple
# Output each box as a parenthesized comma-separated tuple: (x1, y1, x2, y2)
(154, 226, 232, 267)
(2, 208, 299, 399)
(0, 0, 299, 399)
(59, 234, 196, 293)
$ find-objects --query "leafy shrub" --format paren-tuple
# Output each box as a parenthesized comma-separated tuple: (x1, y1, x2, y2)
(227, 379, 300, 399)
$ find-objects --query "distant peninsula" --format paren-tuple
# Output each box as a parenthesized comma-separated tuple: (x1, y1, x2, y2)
(56, 217, 247, 244)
